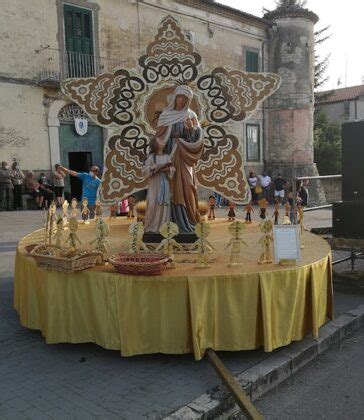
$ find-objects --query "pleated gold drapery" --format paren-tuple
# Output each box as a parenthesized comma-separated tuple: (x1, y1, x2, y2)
(14, 224, 333, 360)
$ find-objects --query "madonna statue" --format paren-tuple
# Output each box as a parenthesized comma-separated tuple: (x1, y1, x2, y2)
(154, 85, 204, 233)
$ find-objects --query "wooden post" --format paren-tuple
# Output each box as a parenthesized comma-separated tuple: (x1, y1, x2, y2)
(206, 349, 263, 420)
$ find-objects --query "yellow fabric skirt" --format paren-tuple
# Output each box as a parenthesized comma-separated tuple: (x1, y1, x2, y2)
(14, 219, 333, 360)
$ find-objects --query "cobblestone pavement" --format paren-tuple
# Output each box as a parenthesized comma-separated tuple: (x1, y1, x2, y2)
(0, 208, 362, 419)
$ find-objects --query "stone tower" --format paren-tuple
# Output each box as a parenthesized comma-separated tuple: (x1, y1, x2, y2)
(264, 5, 320, 185)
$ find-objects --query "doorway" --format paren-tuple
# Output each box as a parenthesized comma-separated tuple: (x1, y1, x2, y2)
(68, 152, 92, 200)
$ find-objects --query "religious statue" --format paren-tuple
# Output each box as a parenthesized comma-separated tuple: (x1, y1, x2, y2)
(226, 221, 247, 266)
(154, 84, 204, 233)
(142, 137, 175, 233)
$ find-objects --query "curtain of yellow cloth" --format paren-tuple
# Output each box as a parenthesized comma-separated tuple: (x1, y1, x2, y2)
(14, 251, 333, 360)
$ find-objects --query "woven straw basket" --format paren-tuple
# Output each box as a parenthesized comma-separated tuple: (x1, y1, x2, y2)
(29, 245, 102, 273)
(108, 253, 170, 276)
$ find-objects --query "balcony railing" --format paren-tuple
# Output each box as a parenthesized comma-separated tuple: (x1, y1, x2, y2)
(37, 47, 127, 86)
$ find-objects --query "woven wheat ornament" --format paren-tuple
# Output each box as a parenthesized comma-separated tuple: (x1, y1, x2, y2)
(226, 221, 247, 267)
(155, 221, 182, 269)
(194, 222, 214, 269)
(128, 222, 148, 253)
(258, 220, 273, 265)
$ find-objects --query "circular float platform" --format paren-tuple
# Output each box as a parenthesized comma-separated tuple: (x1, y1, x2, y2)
(14, 218, 333, 360)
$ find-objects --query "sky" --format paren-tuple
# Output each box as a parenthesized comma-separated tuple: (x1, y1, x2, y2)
(218, 0, 364, 91)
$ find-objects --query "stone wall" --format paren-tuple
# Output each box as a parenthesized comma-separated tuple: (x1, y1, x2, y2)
(0, 0, 269, 172)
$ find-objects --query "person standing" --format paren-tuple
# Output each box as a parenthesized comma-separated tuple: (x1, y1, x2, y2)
(53, 164, 65, 207)
(60, 165, 101, 218)
(273, 173, 287, 204)
(38, 172, 54, 209)
(248, 171, 258, 203)
(0, 161, 14, 211)
(11, 161, 25, 210)
(24, 171, 43, 209)
(259, 172, 272, 202)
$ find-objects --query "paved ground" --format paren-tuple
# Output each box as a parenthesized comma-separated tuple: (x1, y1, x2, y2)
(255, 325, 364, 420)
(0, 207, 362, 419)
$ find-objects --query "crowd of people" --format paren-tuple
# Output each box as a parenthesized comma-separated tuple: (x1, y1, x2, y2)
(0, 160, 101, 213)
(247, 171, 308, 207)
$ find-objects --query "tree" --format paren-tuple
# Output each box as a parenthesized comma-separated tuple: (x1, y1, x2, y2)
(274, 0, 307, 8)
(314, 109, 341, 175)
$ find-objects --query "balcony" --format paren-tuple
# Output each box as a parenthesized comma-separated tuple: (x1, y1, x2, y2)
(37, 47, 126, 87)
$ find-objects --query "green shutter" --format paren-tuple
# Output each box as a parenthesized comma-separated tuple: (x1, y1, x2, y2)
(246, 51, 259, 72)
(64, 5, 93, 55)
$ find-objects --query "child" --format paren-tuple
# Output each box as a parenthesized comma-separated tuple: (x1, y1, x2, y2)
(244, 201, 254, 224)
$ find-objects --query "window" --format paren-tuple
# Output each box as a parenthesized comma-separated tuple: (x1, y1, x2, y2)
(246, 124, 260, 162)
(64, 5, 94, 77)
(246, 50, 259, 72)
(343, 100, 350, 120)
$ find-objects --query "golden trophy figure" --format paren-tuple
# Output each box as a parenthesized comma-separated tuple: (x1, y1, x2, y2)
(258, 220, 273, 265)
(95, 200, 103, 219)
(65, 217, 81, 251)
(90, 218, 110, 259)
(226, 221, 247, 267)
(298, 204, 305, 249)
(62, 200, 69, 226)
(81, 197, 90, 224)
(54, 215, 64, 248)
(194, 222, 214, 269)
(70, 198, 79, 219)
(156, 222, 182, 269)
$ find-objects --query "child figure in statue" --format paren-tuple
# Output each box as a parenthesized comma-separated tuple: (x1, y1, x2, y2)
(81, 197, 90, 224)
(244, 201, 254, 224)
(208, 195, 216, 220)
(142, 137, 175, 233)
(258, 220, 273, 265)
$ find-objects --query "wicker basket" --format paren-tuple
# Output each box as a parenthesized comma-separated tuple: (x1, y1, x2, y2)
(29, 245, 102, 273)
(108, 253, 170, 276)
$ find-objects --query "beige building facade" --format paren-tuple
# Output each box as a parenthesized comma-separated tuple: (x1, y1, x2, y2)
(0, 0, 318, 198)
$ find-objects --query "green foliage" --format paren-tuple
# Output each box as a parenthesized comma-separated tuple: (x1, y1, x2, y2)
(275, 0, 307, 9)
(314, 110, 342, 175)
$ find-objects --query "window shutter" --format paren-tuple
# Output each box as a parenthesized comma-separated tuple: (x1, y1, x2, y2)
(246, 51, 259, 72)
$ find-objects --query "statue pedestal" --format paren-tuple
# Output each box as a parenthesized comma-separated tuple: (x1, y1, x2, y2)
(143, 232, 198, 244)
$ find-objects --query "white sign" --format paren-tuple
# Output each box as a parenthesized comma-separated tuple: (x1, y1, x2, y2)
(74, 118, 88, 136)
(273, 225, 301, 264)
